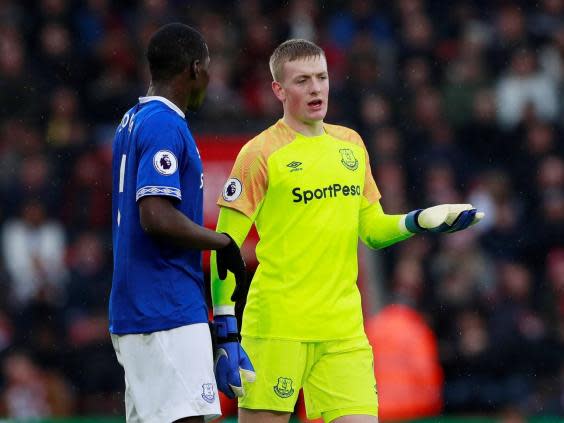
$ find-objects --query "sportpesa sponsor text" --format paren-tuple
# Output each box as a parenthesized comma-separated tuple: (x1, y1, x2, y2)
(292, 183, 361, 204)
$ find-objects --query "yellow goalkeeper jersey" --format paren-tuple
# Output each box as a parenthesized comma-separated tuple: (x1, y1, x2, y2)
(217, 120, 381, 341)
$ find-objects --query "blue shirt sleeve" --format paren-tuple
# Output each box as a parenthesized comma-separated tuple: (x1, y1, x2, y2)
(135, 112, 184, 202)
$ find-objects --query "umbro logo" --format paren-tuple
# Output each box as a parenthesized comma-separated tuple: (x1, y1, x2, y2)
(287, 161, 303, 172)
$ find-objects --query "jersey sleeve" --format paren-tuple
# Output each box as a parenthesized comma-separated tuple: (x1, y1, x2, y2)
(135, 113, 184, 202)
(217, 139, 267, 218)
(361, 137, 381, 205)
(359, 199, 413, 249)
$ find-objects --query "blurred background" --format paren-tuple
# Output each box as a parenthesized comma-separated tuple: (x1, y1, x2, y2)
(0, 0, 562, 421)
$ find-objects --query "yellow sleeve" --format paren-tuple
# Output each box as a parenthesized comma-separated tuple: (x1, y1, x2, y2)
(355, 130, 408, 248)
(217, 139, 268, 218)
(211, 206, 253, 315)
(362, 141, 381, 204)
(359, 199, 413, 249)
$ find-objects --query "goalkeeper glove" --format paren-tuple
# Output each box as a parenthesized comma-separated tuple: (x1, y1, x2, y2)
(405, 204, 484, 233)
(212, 315, 256, 398)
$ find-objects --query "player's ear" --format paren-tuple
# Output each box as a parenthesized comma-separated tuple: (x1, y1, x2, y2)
(272, 80, 285, 102)
(190, 59, 200, 80)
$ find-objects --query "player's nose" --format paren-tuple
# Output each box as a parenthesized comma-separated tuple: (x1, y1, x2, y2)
(310, 79, 321, 94)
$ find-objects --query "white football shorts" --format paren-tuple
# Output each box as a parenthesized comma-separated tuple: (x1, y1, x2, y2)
(111, 323, 221, 422)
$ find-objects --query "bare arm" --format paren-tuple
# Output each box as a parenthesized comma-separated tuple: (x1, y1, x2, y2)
(139, 196, 230, 250)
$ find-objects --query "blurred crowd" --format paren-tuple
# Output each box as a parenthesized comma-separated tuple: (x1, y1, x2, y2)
(0, 0, 562, 419)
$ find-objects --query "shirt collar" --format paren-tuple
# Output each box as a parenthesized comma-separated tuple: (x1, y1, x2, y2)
(139, 96, 185, 118)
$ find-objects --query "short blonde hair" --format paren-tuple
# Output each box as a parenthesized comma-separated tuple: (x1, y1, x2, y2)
(269, 39, 325, 82)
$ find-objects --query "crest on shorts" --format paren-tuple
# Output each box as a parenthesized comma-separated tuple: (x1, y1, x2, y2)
(273, 377, 294, 398)
(339, 148, 358, 171)
(201, 383, 215, 403)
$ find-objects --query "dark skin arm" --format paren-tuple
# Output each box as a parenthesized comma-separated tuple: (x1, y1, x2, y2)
(139, 196, 229, 250)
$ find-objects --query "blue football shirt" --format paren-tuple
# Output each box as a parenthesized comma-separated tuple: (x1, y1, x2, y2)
(109, 96, 207, 334)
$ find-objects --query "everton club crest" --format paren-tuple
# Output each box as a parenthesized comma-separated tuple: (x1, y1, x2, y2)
(273, 377, 294, 398)
(339, 148, 358, 170)
(201, 383, 215, 403)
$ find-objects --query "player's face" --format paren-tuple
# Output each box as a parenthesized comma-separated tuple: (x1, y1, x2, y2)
(187, 53, 210, 111)
(276, 55, 329, 123)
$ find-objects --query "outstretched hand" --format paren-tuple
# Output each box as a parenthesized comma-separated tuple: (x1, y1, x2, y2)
(406, 204, 484, 234)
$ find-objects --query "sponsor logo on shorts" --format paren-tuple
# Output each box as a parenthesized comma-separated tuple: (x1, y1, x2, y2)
(201, 383, 216, 403)
(273, 377, 294, 398)
(340, 148, 358, 171)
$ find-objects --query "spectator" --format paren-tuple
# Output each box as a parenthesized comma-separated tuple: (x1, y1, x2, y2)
(399, 12, 435, 58)
(442, 308, 521, 412)
(34, 21, 81, 88)
(366, 258, 444, 421)
(283, 0, 318, 42)
(544, 249, 564, 344)
(61, 151, 111, 234)
(65, 231, 110, 317)
(0, 350, 74, 417)
(489, 5, 529, 72)
(1, 200, 67, 307)
(423, 162, 461, 205)
(46, 86, 86, 150)
(375, 161, 409, 213)
(7, 154, 61, 219)
(358, 93, 393, 135)
(369, 126, 403, 164)
(0, 27, 40, 120)
(489, 262, 546, 348)
(459, 89, 509, 171)
(73, 0, 115, 57)
(530, 0, 564, 40)
(432, 229, 495, 309)
(442, 54, 488, 128)
(496, 47, 559, 129)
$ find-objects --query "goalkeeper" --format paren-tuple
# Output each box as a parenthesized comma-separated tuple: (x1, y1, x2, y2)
(211, 39, 483, 423)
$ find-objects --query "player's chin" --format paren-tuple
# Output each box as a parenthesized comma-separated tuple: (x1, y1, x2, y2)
(305, 107, 327, 121)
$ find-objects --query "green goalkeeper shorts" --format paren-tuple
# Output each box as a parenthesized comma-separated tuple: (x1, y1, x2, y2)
(239, 335, 378, 422)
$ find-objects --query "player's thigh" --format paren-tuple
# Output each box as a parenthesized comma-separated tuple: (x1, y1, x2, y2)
(303, 336, 378, 422)
(111, 324, 220, 422)
(239, 337, 307, 413)
(238, 408, 291, 423)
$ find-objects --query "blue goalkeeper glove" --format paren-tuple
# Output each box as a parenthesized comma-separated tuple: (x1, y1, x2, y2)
(212, 315, 255, 399)
(405, 204, 484, 233)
